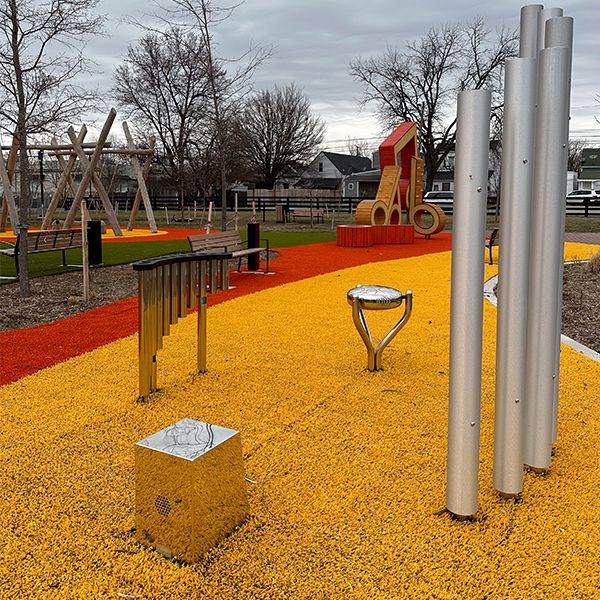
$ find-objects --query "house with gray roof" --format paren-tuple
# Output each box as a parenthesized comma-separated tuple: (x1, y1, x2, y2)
(578, 148, 600, 190)
(296, 151, 371, 190)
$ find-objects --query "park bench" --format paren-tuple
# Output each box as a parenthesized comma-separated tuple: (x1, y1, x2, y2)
(289, 207, 324, 224)
(485, 228, 500, 265)
(0, 228, 83, 279)
(187, 231, 270, 274)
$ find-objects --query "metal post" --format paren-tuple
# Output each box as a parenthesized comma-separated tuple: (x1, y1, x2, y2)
(138, 270, 151, 399)
(545, 16, 574, 445)
(537, 8, 563, 53)
(446, 89, 491, 518)
(197, 261, 208, 373)
(524, 46, 571, 471)
(519, 5, 543, 58)
(493, 58, 537, 497)
(150, 268, 158, 391)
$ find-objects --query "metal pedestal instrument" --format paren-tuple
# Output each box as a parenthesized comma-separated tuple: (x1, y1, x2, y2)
(347, 285, 413, 371)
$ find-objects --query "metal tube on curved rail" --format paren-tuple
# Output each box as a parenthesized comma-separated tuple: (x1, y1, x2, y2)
(133, 251, 233, 400)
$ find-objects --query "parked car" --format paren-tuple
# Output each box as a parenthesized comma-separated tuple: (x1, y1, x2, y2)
(424, 191, 454, 202)
(566, 189, 600, 204)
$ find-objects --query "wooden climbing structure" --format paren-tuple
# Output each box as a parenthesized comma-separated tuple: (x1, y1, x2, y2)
(0, 109, 158, 236)
(355, 123, 446, 237)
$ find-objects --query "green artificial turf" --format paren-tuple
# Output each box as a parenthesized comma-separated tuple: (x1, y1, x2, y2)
(0, 230, 336, 282)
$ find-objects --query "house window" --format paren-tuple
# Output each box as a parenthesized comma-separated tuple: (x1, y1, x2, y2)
(433, 184, 439, 191)
(348, 183, 354, 190)
(318, 162, 323, 172)
(442, 182, 450, 191)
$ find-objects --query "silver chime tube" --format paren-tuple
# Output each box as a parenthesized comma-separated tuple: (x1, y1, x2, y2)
(519, 4, 543, 58)
(524, 45, 571, 471)
(162, 263, 171, 337)
(179, 261, 189, 318)
(545, 16, 573, 445)
(138, 270, 151, 399)
(197, 261, 208, 373)
(170, 262, 179, 324)
(150, 267, 158, 391)
(493, 57, 537, 496)
(446, 89, 491, 518)
(537, 7, 563, 53)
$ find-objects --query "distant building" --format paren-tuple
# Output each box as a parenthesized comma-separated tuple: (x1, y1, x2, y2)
(578, 148, 600, 190)
(296, 151, 371, 190)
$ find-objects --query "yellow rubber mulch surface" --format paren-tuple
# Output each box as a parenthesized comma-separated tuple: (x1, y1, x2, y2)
(0, 227, 168, 241)
(0, 243, 598, 599)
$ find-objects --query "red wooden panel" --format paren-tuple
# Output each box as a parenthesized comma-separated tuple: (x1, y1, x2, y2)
(336, 225, 374, 247)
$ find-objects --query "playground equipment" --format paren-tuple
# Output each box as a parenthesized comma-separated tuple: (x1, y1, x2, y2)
(347, 285, 413, 371)
(0, 109, 158, 236)
(446, 5, 573, 518)
(355, 123, 446, 236)
(133, 251, 232, 400)
(135, 418, 248, 562)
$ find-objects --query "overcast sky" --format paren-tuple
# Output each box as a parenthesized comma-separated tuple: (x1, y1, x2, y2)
(87, 0, 598, 154)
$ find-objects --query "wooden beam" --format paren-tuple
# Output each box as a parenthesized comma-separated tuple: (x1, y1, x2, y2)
(127, 136, 157, 231)
(0, 142, 112, 151)
(0, 148, 19, 234)
(41, 127, 87, 230)
(66, 123, 123, 236)
(0, 136, 19, 231)
(63, 109, 122, 235)
(122, 123, 157, 233)
(50, 148, 154, 157)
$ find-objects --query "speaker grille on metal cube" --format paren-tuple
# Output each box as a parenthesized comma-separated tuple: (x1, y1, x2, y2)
(154, 495, 171, 517)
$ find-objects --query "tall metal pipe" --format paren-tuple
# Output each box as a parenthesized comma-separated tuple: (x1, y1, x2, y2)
(493, 57, 537, 496)
(524, 46, 571, 471)
(446, 89, 491, 518)
(519, 5, 543, 58)
(545, 16, 573, 444)
(537, 8, 563, 52)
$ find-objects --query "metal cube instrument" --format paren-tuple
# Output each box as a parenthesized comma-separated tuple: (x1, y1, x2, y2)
(135, 418, 249, 562)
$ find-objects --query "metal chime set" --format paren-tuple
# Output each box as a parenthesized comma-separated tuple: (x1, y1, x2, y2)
(447, 5, 573, 518)
(133, 252, 232, 400)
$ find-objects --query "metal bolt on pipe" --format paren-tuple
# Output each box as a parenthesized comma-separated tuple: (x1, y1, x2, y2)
(446, 89, 491, 518)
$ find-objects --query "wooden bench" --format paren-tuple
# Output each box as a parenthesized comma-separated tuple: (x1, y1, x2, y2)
(289, 207, 324, 224)
(0, 228, 83, 278)
(187, 231, 270, 274)
(485, 228, 500, 265)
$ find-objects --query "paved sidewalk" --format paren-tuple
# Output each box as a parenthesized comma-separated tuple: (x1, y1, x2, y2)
(564, 232, 600, 244)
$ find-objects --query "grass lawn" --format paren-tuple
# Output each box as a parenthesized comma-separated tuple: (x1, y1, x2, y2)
(0, 230, 336, 281)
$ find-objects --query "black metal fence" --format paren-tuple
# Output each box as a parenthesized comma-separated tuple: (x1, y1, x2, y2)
(59, 193, 600, 219)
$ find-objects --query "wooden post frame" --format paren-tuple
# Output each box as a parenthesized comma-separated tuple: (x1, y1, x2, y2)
(0, 137, 19, 232)
(122, 123, 157, 232)
(63, 109, 123, 235)
(0, 146, 19, 234)
(42, 127, 87, 230)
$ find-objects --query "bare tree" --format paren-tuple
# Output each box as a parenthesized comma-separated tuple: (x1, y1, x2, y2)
(345, 136, 371, 158)
(114, 27, 214, 220)
(350, 19, 517, 192)
(567, 139, 586, 173)
(236, 84, 324, 188)
(158, 0, 270, 229)
(0, 0, 104, 297)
